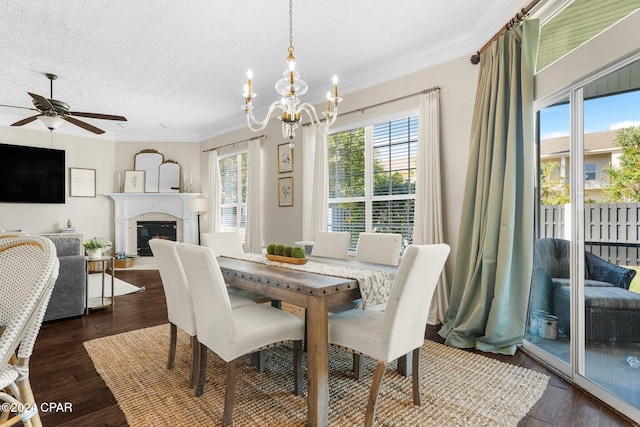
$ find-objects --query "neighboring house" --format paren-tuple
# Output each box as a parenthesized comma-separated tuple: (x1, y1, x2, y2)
(540, 130, 622, 201)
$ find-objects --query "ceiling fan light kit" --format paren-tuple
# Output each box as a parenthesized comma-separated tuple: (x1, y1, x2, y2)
(5, 73, 127, 135)
(242, 0, 342, 146)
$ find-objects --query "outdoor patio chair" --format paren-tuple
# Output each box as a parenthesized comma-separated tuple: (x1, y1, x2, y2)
(532, 237, 639, 342)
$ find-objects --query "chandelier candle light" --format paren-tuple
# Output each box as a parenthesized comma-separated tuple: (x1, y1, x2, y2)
(242, 0, 342, 146)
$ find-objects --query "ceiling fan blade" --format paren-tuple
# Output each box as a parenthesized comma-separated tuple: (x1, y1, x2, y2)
(64, 116, 105, 134)
(27, 92, 54, 111)
(11, 114, 41, 127)
(0, 104, 39, 112)
(69, 111, 127, 121)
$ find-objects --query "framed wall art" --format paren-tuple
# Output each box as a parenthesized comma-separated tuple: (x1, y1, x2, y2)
(277, 142, 293, 173)
(124, 170, 145, 193)
(69, 167, 96, 198)
(278, 176, 293, 207)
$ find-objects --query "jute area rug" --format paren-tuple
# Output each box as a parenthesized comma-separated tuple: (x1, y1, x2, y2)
(84, 317, 548, 427)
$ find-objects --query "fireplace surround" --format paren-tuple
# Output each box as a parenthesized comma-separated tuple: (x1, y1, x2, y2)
(107, 193, 202, 256)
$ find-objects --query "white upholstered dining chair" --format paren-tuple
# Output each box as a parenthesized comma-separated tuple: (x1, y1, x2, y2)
(149, 239, 256, 390)
(201, 231, 269, 305)
(330, 232, 403, 352)
(328, 244, 450, 427)
(310, 231, 351, 259)
(176, 243, 304, 426)
(355, 232, 403, 266)
(201, 231, 244, 255)
(0, 235, 59, 427)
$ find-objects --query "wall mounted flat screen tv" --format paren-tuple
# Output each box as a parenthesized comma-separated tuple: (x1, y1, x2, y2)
(0, 143, 65, 203)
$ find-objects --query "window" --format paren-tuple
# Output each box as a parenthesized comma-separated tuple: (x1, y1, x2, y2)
(585, 163, 596, 180)
(328, 116, 417, 252)
(218, 152, 247, 240)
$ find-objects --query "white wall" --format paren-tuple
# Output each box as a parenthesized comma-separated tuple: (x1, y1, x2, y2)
(200, 54, 479, 273)
(0, 127, 115, 239)
(0, 127, 202, 244)
(0, 54, 479, 271)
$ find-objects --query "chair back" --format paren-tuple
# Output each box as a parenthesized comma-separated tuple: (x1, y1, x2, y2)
(0, 231, 29, 238)
(355, 232, 403, 266)
(176, 243, 235, 359)
(311, 231, 351, 259)
(534, 238, 570, 279)
(382, 244, 449, 361)
(201, 231, 244, 256)
(149, 239, 196, 336)
(0, 236, 59, 366)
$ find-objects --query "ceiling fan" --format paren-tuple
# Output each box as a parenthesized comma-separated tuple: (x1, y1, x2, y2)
(0, 73, 127, 134)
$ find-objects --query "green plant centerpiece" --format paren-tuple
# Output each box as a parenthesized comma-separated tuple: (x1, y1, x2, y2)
(84, 237, 106, 251)
(84, 237, 106, 260)
(265, 243, 307, 264)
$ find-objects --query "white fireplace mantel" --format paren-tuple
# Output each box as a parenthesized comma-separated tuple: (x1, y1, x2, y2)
(106, 193, 202, 254)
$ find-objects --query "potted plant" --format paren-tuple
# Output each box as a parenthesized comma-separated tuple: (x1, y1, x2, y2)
(84, 237, 106, 260)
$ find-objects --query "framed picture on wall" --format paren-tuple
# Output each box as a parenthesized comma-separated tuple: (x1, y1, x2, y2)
(124, 170, 145, 193)
(277, 143, 293, 173)
(278, 176, 293, 207)
(69, 167, 96, 197)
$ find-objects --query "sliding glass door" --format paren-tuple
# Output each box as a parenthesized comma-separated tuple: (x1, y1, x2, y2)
(526, 56, 640, 421)
(581, 62, 640, 413)
(526, 96, 571, 369)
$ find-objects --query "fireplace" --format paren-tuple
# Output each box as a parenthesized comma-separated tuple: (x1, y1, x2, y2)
(107, 193, 201, 256)
(137, 221, 177, 256)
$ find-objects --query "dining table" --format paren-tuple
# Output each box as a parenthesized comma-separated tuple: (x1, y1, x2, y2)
(216, 254, 397, 427)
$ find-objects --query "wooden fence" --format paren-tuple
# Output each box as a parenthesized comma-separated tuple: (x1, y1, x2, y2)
(540, 203, 640, 266)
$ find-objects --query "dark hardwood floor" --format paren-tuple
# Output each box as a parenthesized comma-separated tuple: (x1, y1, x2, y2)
(28, 269, 636, 426)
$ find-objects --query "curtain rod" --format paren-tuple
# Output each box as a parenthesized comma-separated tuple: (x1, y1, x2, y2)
(469, 0, 542, 65)
(303, 86, 440, 126)
(202, 134, 266, 153)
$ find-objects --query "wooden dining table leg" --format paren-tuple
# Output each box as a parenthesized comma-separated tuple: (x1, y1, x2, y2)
(306, 296, 329, 427)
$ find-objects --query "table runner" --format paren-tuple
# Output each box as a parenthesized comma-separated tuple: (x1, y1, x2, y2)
(221, 253, 393, 309)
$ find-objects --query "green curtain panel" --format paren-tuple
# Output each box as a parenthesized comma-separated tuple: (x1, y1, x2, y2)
(439, 19, 540, 355)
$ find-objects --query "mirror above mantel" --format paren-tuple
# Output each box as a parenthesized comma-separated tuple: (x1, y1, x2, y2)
(134, 149, 163, 193)
(133, 149, 181, 193)
(159, 160, 181, 193)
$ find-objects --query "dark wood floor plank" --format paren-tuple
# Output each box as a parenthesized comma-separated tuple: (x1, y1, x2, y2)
(23, 270, 636, 426)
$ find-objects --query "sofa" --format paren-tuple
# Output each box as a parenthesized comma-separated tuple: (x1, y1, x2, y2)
(42, 235, 87, 321)
(532, 238, 640, 342)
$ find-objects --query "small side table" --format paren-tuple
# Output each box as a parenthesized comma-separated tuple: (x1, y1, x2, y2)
(85, 256, 115, 314)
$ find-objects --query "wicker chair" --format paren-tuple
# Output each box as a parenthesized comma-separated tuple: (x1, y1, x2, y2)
(0, 236, 59, 427)
(532, 238, 639, 342)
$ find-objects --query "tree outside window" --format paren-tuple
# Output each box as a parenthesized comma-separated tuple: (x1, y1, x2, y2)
(603, 126, 640, 202)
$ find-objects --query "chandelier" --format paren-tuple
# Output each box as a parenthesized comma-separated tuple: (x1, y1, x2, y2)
(242, 0, 342, 146)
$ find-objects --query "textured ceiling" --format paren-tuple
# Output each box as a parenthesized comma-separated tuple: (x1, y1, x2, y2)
(0, 0, 527, 142)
